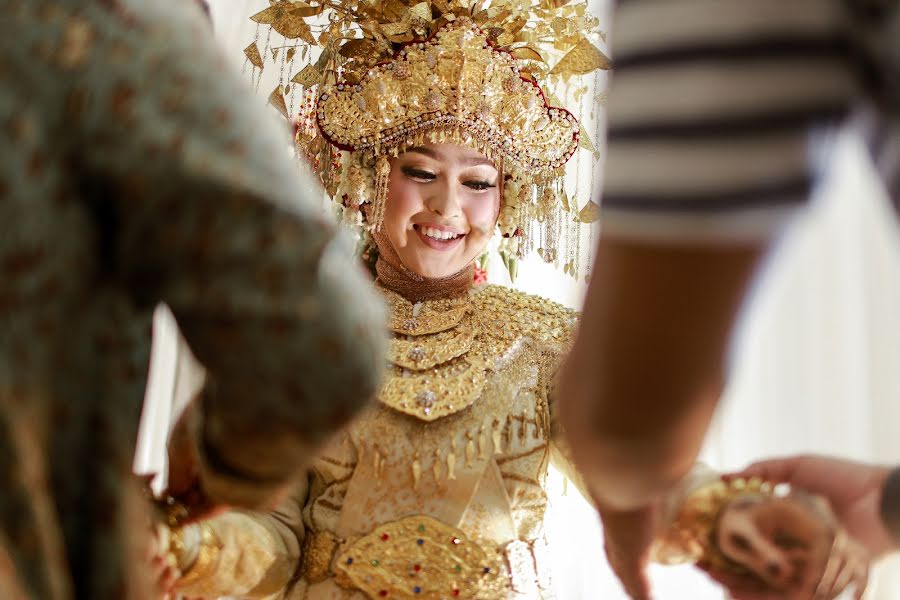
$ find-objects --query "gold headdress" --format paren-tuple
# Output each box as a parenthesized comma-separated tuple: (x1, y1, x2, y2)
(245, 0, 609, 279)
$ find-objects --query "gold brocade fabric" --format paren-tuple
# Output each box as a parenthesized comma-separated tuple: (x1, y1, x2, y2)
(176, 282, 580, 599)
(295, 283, 576, 599)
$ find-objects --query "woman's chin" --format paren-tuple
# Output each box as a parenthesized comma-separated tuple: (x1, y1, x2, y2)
(411, 265, 466, 279)
(404, 257, 471, 280)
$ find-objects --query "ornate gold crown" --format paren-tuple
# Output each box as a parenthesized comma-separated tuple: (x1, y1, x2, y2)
(245, 0, 609, 280)
(317, 19, 580, 175)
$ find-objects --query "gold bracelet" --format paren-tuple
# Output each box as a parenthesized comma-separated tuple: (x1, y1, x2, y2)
(654, 477, 775, 573)
(169, 522, 222, 587)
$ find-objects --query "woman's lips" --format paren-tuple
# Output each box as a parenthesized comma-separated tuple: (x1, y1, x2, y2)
(413, 224, 465, 251)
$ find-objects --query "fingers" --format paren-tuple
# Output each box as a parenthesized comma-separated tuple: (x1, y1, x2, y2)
(853, 562, 870, 600)
(815, 534, 871, 600)
(605, 544, 652, 600)
(726, 457, 802, 485)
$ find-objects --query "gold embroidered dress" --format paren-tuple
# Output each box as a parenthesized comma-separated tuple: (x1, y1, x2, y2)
(176, 281, 582, 599)
(171, 4, 609, 598)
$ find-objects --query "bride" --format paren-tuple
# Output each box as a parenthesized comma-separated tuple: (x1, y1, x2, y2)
(156, 2, 869, 599)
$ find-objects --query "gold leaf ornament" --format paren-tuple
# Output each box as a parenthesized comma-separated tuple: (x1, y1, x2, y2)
(244, 42, 264, 70)
(578, 200, 600, 224)
(291, 63, 321, 87)
(268, 85, 289, 118)
(286, 1, 327, 17)
(409, 2, 433, 26)
(381, 21, 414, 42)
(576, 119, 595, 153)
(509, 46, 544, 62)
(339, 38, 380, 60)
(251, 2, 316, 43)
(549, 35, 611, 75)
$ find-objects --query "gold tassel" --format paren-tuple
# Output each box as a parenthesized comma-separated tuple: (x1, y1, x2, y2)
(369, 154, 390, 232)
(478, 424, 488, 459)
(433, 448, 443, 481)
(374, 446, 384, 480)
(448, 439, 458, 480)
(412, 453, 422, 489)
(357, 435, 366, 464)
(465, 432, 476, 467)
(492, 418, 504, 454)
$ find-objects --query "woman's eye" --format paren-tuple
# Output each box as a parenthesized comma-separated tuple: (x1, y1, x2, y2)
(402, 167, 436, 181)
(464, 180, 496, 191)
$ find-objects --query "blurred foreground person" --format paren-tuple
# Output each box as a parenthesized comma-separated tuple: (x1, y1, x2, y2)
(0, 0, 385, 598)
(561, 0, 900, 597)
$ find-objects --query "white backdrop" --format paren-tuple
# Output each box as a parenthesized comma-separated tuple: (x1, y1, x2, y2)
(133, 2, 900, 598)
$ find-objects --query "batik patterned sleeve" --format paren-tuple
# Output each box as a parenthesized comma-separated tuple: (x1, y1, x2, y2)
(74, 2, 386, 506)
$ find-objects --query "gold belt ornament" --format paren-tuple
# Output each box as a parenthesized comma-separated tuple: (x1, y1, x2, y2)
(303, 516, 510, 599)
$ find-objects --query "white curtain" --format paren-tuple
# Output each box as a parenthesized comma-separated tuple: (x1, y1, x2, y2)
(134, 2, 900, 597)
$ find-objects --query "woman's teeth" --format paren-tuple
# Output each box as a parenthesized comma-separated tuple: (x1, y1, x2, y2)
(420, 227, 460, 240)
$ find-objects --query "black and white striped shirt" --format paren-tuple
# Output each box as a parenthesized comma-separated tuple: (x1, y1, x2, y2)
(601, 0, 900, 241)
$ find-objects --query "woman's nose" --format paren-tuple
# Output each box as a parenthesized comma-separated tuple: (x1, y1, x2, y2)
(426, 181, 462, 218)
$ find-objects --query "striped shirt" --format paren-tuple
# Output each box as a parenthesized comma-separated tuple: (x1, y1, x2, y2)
(601, 0, 900, 241)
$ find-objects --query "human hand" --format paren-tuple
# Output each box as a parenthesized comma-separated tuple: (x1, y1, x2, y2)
(699, 491, 870, 599)
(599, 501, 661, 600)
(729, 456, 894, 558)
(147, 525, 180, 600)
(165, 406, 225, 524)
(700, 530, 870, 600)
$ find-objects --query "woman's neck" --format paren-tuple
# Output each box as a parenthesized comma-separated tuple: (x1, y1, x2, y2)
(373, 235, 474, 303)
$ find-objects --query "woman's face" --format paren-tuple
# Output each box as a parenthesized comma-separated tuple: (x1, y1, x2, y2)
(382, 143, 501, 279)
(716, 494, 833, 593)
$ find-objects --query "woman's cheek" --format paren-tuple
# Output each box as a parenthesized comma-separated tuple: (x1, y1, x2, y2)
(466, 194, 501, 235)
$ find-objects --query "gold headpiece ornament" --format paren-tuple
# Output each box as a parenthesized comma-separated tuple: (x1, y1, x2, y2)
(653, 477, 776, 575)
(245, 0, 609, 280)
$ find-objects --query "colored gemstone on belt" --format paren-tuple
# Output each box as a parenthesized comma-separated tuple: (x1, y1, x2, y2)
(371, 559, 380, 566)
(418, 524, 426, 533)
(483, 567, 491, 574)
(346, 557, 354, 565)
(451, 537, 460, 545)
(413, 587, 422, 594)
(452, 589, 460, 596)
(381, 533, 390, 541)
(453, 565, 462, 573)
(417, 539, 424, 545)
(378, 591, 388, 597)
(413, 564, 422, 572)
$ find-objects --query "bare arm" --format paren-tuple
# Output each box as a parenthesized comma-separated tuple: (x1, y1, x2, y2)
(560, 237, 762, 510)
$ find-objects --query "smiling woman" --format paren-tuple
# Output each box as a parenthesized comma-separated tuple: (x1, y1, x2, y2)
(382, 144, 501, 279)
(150, 2, 874, 599)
